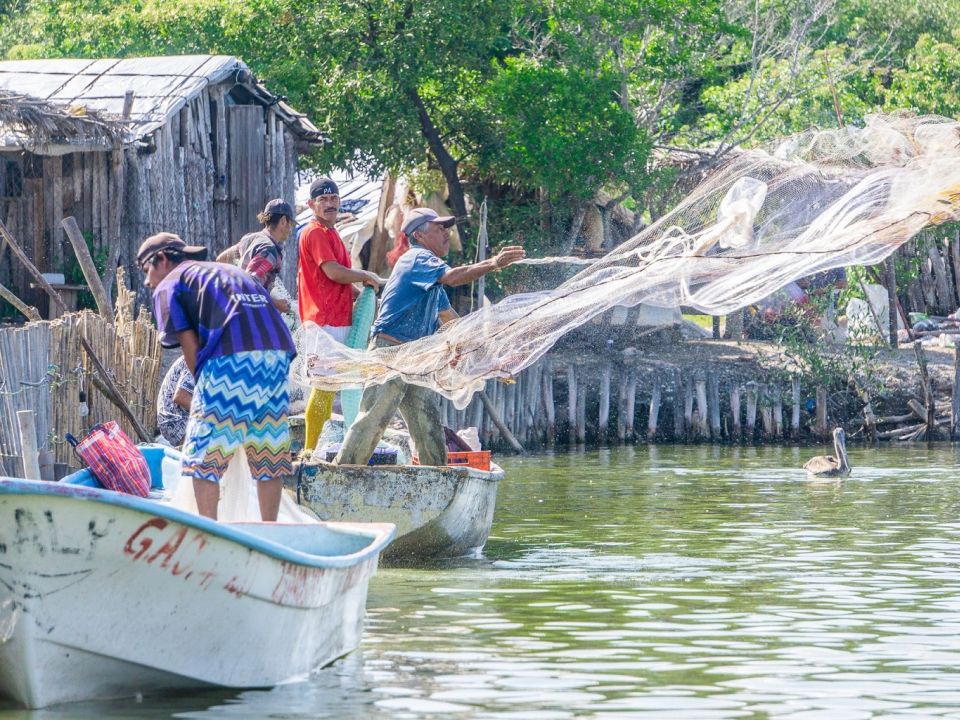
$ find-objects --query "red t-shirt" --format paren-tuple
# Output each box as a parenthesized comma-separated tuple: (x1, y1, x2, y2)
(297, 219, 353, 327)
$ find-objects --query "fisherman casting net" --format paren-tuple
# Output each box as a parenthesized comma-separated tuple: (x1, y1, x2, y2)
(302, 114, 960, 408)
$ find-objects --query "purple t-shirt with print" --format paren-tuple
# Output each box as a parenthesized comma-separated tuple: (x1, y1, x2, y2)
(151, 260, 295, 373)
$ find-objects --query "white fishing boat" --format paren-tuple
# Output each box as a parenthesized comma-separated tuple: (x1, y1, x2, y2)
(289, 460, 503, 563)
(0, 475, 395, 709)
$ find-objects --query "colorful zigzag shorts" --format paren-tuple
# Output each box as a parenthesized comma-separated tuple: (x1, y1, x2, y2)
(182, 350, 292, 483)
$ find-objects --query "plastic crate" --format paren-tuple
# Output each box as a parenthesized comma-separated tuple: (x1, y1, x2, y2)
(446, 450, 491, 471)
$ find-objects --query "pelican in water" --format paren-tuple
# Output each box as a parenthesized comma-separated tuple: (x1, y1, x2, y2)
(803, 427, 851, 478)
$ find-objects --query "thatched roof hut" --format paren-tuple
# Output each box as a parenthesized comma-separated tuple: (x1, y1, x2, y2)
(0, 55, 323, 315)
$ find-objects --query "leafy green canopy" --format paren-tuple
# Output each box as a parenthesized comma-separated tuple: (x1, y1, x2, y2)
(6, 0, 960, 254)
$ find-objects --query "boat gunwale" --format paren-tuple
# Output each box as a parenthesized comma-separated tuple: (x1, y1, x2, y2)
(307, 461, 505, 482)
(0, 478, 396, 568)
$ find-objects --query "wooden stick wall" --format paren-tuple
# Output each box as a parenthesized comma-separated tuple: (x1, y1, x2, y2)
(438, 358, 817, 451)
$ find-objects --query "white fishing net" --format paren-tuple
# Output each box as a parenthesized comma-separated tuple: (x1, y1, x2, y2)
(302, 114, 960, 407)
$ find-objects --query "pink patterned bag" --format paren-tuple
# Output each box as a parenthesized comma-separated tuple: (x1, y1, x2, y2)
(67, 421, 151, 497)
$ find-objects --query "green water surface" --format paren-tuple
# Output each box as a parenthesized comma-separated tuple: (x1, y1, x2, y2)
(6, 444, 960, 719)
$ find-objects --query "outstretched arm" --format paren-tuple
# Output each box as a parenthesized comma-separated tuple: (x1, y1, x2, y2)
(439, 246, 525, 287)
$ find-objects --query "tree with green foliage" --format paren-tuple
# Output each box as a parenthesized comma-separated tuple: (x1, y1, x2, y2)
(6, 0, 960, 258)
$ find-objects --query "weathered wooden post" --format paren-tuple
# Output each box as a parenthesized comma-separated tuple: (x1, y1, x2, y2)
(884, 255, 898, 346)
(598, 362, 612, 444)
(62, 216, 113, 323)
(953, 347, 960, 440)
(17, 410, 40, 481)
(514, 372, 526, 444)
(730, 384, 742, 441)
(707, 371, 721, 441)
(683, 372, 694, 440)
(616, 375, 628, 444)
(626, 371, 638, 442)
(672, 369, 684, 441)
(760, 385, 774, 438)
(541, 358, 556, 447)
(0, 281, 40, 321)
(567, 363, 578, 446)
(791, 376, 801, 440)
(479, 388, 525, 454)
(929, 241, 954, 314)
(695, 374, 708, 440)
(745, 383, 758, 442)
(772, 386, 783, 439)
(576, 375, 587, 444)
(471, 392, 484, 435)
(505, 380, 518, 440)
(648, 374, 662, 442)
(914, 340, 938, 439)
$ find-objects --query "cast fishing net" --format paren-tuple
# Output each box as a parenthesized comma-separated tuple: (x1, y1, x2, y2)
(302, 114, 960, 407)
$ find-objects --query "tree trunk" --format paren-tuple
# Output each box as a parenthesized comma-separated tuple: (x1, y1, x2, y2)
(408, 88, 470, 232)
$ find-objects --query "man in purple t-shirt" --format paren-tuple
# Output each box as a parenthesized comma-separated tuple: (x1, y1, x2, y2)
(139, 232, 296, 521)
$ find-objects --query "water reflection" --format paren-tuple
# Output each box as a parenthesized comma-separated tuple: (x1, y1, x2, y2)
(6, 445, 960, 718)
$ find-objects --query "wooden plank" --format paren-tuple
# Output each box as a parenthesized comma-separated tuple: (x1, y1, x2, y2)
(89, 152, 101, 251)
(953, 346, 960, 440)
(730, 384, 742, 441)
(43, 156, 63, 270)
(17, 409, 40, 480)
(952, 230, 960, 306)
(227, 106, 266, 245)
(63, 215, 112, 322)
(928, 241, 953, 313)
(885, 256, 898, 346)
(598, 362, 611, 442)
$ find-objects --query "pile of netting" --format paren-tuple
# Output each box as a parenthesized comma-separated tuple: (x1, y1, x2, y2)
(302, 114, 960, 407)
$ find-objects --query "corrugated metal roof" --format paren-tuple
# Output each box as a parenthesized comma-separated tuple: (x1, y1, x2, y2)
(0, 55, 322, 151)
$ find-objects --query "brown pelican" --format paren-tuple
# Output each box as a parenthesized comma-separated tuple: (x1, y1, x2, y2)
(803, 427, 851, 478)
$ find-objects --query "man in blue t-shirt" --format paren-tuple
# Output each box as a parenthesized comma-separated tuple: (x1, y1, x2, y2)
(139, 232, 296, 521)
(336, 208, 524, 466)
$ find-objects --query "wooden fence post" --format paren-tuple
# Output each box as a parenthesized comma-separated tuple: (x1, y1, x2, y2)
(598, 362, 611, 444)
(17, 410, 41, 481)
(745, 384, 758, 442)
(953, 347, 960, 441)
(815, 386, 829, 440)
(648, 374, 661, 442)
(730, 385, 742, 441)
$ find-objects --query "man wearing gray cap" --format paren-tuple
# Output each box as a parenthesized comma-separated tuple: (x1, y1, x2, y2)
(335, 207, 524, 467)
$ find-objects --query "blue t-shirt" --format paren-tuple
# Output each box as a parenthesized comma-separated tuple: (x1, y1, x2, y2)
(372, 246, 451, 342)
(152, 260, 296, 373)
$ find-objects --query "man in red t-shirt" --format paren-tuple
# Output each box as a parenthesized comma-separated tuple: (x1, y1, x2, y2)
(297, 176, 381, 450)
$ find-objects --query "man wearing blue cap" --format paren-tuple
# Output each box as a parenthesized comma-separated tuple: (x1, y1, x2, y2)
(335, 207, 524, 466)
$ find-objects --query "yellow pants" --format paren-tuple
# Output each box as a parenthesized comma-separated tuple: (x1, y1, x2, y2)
(305, 387, 334, 452)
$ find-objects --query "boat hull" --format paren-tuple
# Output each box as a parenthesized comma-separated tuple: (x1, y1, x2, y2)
(288, 462, 503, 562)
(0, 479, 394, 709)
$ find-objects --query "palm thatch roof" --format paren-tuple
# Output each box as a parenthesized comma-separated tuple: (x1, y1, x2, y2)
(0, 89, 121, 153)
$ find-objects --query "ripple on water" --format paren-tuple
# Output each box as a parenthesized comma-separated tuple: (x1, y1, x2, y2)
(19, 446, 960, 719)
